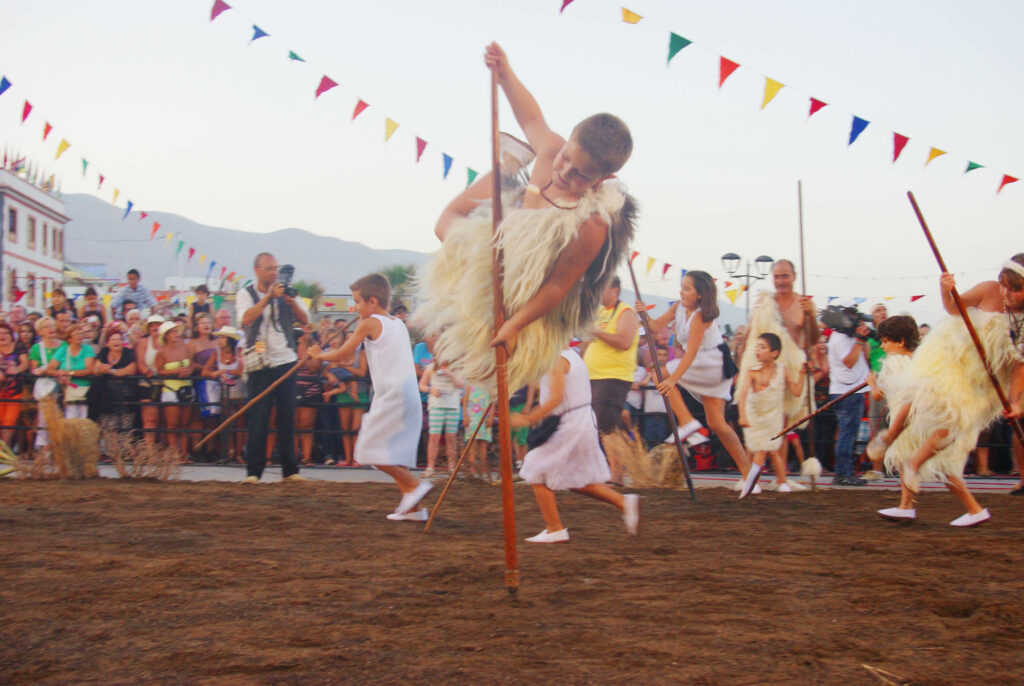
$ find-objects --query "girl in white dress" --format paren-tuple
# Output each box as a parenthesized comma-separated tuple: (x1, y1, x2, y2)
(312, 274, 432, 521)
(513, 349, 639, 543)
(641, 271, 754, 483)
(736, 333, 803, 497)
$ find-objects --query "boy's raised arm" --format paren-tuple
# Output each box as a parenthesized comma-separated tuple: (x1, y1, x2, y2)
(485, 42, 563, 155)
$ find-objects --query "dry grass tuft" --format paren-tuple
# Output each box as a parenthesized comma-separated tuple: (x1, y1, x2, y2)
(102, 431, 183, 481)
(601, 429, 657, 487)
(647, 444, 686, 488)
(31, 397, 100, 479)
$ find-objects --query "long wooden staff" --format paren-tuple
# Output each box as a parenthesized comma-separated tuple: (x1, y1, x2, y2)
(797, 180, 822, 484)
(192, 315, 355, 453)
(907, 191, 1024, 445)
(772, 381, 867, 440)
(627, 260, 697, 500)
(424, 401, 494, 533)
(490, 69, 519, 595)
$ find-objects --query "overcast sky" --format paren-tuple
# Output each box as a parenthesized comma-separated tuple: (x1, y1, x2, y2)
(2, 0, 1022, 323)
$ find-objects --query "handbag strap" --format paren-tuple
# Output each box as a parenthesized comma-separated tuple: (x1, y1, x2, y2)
(557, 402, 591, 417)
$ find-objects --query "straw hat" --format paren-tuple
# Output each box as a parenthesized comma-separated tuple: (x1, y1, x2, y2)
(146, 314, 166, 326)
(157, 320, 180, 345)
(214, 326, 242, 341)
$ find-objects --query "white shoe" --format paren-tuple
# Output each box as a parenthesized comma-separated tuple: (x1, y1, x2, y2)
(950, 509, 991, 527)
(739, 463, 762, 500)
(623, 494, 640, 536)
(386, 509, 429, 522)
(395, 481, 434, 514)
(862, 470, 885, 482)
(422, 468, 435, 478)
(664, 419, 702, 445)
(776, 482, 792, 493)
(525, 528, 570, 543)
(878, 506, 916, 521)
(785, 479, 807, 492)
(685, 430, 710, 447)
(241, 475, 260, 485)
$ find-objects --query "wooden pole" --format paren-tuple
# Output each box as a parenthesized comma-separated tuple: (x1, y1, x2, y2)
(797, 181, 820, 469)
(627, 260, 697, 500)
(772, 382, 868, 440)
(491, 69, 519, 595)
(192, 316, 355, 453)
(907, 191, 1024, 445)
(423, 401, 495, 533)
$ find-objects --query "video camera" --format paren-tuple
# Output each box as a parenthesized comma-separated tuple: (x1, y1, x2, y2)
(276, 264, 298, 299)
(820, 304, 877, 341)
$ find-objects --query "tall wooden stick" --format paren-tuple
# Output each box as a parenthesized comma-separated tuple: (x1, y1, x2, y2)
(797, 181, 819, 468)
(907, 191, 1024, 445)
(192, 316, 355, 453)
(627, 260, 697, 500)
(423, 401, 494, 533)
(772, 382, 868, 440)
(491, 69, 519, 595)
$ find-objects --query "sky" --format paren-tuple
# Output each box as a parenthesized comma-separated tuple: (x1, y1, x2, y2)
(2, 0, 1023, 324)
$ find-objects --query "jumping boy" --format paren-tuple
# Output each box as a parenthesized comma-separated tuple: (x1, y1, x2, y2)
(311, 273, 432, 521)
(417, 42, 637, 391)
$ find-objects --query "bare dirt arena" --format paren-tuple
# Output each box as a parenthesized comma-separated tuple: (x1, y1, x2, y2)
(2, 479, 1022, 684)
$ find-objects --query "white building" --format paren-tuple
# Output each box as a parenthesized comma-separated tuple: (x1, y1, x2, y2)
(0, 169, 67, 312)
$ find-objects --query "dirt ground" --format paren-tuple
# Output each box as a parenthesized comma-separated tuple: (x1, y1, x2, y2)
(1, 479, 1022, 685)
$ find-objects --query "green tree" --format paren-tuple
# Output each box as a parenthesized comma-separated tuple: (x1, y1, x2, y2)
(291, 279, 325, 299)
(379, 263, 416, 306)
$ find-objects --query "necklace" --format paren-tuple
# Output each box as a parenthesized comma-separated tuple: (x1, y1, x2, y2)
(537, 181, 580, 211)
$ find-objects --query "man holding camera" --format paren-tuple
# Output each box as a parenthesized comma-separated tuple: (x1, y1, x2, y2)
(236, 252, 309, 484)
(826, 299, 870, 487)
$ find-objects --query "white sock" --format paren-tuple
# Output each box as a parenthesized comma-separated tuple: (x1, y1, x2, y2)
(676, 420, 701, 440)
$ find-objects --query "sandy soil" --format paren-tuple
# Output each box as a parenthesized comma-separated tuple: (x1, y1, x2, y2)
(1, 479, 1022, 685)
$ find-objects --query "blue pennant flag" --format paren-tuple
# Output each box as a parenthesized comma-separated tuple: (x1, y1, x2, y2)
(442, 154, 453, 180)
(0, 76, 11, 98)
(250, 25, 269, 43)
(122, 201, 134, 219)
(848, 116, 870, 145)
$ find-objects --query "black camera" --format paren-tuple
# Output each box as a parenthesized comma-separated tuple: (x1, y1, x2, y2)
(820, 305, 877, 341)
(277, 264, 298, 299)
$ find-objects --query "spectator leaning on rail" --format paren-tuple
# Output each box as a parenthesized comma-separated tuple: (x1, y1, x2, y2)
(110, 268, 158, 319)
(236, 252, 309, 484)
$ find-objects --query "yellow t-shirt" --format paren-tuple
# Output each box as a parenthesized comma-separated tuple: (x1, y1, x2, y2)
(583, 302, 639, 382)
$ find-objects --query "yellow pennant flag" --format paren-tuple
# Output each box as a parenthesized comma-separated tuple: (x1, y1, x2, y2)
(925, 147, 946, 165)
(645, 256, 656, 275)
(761, 78, 784, 109)
(301, 297, 312, 311)
(726, 289, 739, 304)
(165, 232, 174, 245)
(384, 118, 400, 142)
(884, 296, 895, 301)
(112, 188, 120, 204)
(55, 139, 71, 160)
(199, 254, 206, 265)
(621, 7, 642, 23)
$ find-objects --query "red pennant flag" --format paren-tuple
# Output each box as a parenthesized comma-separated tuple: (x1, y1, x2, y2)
(998, 174, 1018, 194)
(560, 0, 575, 12)
(42, 122, 53, 140)
(150, 222, 161, 239)
(415, 137, 427, 162)
(220, 266, 226, 278)
(210, 0, 231, 21)
(725, 281, 733, 288)
(352, 99, 370, 120)
(661, 263, 672, 279)
(315, 76, 338, 99)
(630, 250, 639, 263)
(139, 212, 148, 222)
(893, 133, 910, 163)
(187, 247, 196, 263)
(808, 98, 828, 117)
(719, 57, 740, 87)
(227, 271, 235, 282)
(12, 290, 26, 303)
(910, 295, 925, 302)
(21, 101, 32, 123)
(98, 174, 105, 189)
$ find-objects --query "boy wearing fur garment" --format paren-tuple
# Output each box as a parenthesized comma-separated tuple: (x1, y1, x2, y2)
(418, 42, 636, 392)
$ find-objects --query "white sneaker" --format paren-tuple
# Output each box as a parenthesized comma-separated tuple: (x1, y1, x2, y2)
(241, 475, 260, 485)
(422, 468, 435, 479)
(623, 494, 640, 536)
(738, 463, 762, 500)
(386, 509, 429, 522)
(664, 419, 702, 445)
(525, 528, 570, 543)
(878, 506, 916, 521)
(685, 430, 710, 447)
(862, 470, 885, 482)
(776, 482, 792, 493)
(395, 481, 434, 515)
(950, 509, 991, 527)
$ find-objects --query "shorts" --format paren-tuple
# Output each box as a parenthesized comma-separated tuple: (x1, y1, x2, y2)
(0, 397, 20, 429)
(590, 378, 631, 434)
(510, 403, 528, 445)
(428, 406, 459, 435)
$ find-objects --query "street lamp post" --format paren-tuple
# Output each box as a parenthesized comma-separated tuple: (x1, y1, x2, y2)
(721, 253, 774, 317)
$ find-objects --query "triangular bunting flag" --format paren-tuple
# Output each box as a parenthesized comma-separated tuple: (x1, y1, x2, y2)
(854, 297, 866, 305)
(668, 33, 692, 64)
(466, 168, 478, 187)
(998, 174, 1018, 194)
(442, 153, 453, 179)
(122, 201, 134, 219)
(621, 7, 642, 23)
(661, 263, 672, 279)
(199, 254, 207, 265)
(55, 139, 71, 160)
(719, 57, 740, 88)
(761, 78, 784, 109)
(98, 174, 105, 189)
(250, 25, 269, 43)
(352, 99, 370, 120)
(0, 77, 10, 97)
(384, 118, 399, 141)
(43, 122, 53, 140)
(81, 159, 88, 176)
(287, 50, 305, 62)
(964, 161, 983, 173)
(848, 116, 869, 145)
(415, 137, 427, 163)
(725, 281, 733, 288)
(680, 269, 688, 281)
(315, 76, 338, 99)
(808, 98, 827, 117)
(925, 147, 946, 165)
(210, 0, 231, 21)
(645, 257, 656, 275)
(21, 101, 32, 122)
(220, 266, 226, 278)
(630, 251, 639, 263)
(910, 295, 925, 302)
(725, 289, 739, 305)
(165, 232, 174, 245)
(827, 297, 838, 304)
(893, 133, 909, 163)
(112, 188, 120, 204)
(208, 261, 216, 275)
(560, 0, 575, 12)
(884, 296, 895, 301)
(227, 271, 235, 282)
(176, 240, 185, 257)
(139, 211, 147, 221)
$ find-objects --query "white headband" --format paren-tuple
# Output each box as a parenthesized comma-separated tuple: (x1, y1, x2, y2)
(1002, 260, 1024, 278)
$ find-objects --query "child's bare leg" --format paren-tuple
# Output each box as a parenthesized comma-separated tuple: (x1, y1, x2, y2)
(898, 484, 915, 510)
(704, 397, 752, 478)
(376, 464, 421, 493)
(426, 433, 440, 470)
(444, 431, 458, 471)
(749, 450, 767, 468)
(901, 428, 950, 492)
(571, 483, 625, 512)
(767, 449, 788, 484)
(885, 403, 911, 443)
(531, 484, 564, 532)
(945, 474, 984, 515)
(788, 433, 805, 465)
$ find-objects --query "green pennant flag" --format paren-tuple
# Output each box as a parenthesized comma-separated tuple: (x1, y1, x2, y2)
(81, 158, 88, 176)
(176, 239, 184, 256)
(965, 161, 983, 173)
(288, 50, 305, 62)
(466, 168, 478, 187)
(212, 295, 224, 310)
(668, 33, 692, 64)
